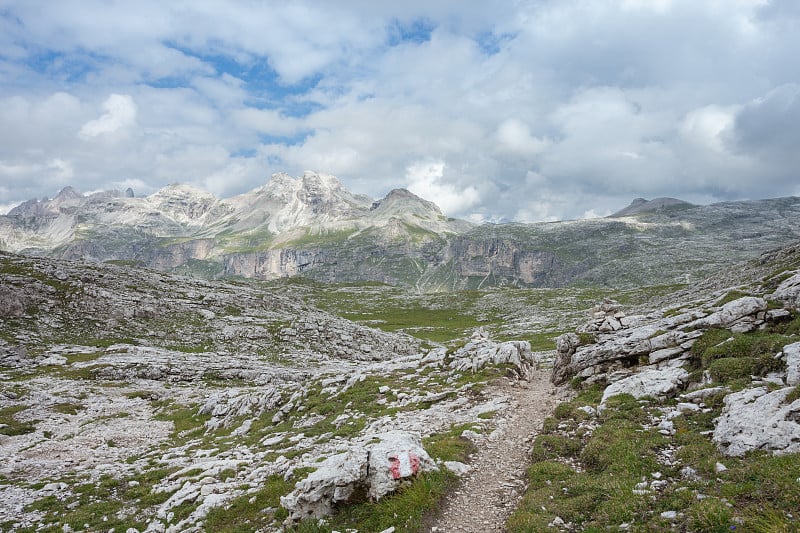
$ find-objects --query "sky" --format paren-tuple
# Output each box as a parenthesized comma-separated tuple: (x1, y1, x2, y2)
(1, 0, 799, 222)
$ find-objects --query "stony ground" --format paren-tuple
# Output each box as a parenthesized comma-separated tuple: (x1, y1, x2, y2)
(431, 370, 563, 532)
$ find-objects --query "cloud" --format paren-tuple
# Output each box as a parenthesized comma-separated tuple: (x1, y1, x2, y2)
(728, 84, 800, 161)
(79, 94, 137, 138)
(1, 0, 799, 222)
(405, 160, 479, 216)
(680, 105, 737, 154)
(494, 118, 548, 157)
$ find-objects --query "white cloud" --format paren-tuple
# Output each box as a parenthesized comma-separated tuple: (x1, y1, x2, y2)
(1, 0, 799, 222)
(680, 105, 737, 154)
(79, 94, 137, 138)
(494, 118, 548, 157)
(405, 160, 479, 216)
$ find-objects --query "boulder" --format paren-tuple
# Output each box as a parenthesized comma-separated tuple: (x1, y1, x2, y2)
(771, 271, 800, 308)
(280, 430, 437, 521)
(713, 386, 800, 456)
(280, 450, 368, 520)
(600, 367, 689, 405)
(448, 330, 535, 378)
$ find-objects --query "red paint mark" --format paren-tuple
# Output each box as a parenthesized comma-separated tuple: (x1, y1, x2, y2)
(389, 456, 401, 479)
(388, 452, 421, 479)
(409, 453, 420, 475)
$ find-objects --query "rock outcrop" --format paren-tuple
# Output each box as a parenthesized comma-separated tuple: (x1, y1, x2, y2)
(554, 262, 800, 457)
(280, 430, 437, 521)
(444, 328, 537, 378)
(3, 177, 800, 289)
(713, 387, 800, 456)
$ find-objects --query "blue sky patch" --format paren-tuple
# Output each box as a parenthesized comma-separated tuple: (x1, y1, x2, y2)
(387, 18, 436, 46)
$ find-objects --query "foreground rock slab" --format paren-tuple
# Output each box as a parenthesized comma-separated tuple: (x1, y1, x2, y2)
(280, 430, 437, 522)
(713, 387, 800, 457)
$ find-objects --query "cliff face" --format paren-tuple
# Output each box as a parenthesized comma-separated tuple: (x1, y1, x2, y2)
(443, 237, 568, 286)
(3, 176, 800, 289)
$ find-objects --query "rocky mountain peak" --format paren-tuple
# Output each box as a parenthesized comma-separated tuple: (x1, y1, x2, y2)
(371, 188, 443, 219)
(146, 184, 219, 223)
(54, 186, 83, 202)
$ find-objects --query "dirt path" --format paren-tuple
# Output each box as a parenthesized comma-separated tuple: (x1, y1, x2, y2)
(430, 369, 558, 532)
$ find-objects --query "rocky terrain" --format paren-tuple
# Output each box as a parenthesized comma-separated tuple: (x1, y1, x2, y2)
(3, 236, 800, 531)
(2, 173, 800, 289)
(506, 242, 800, 531)
(0, 252, 553, 532)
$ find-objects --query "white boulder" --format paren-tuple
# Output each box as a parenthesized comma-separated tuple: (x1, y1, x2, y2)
(686, 296, 767, 331)
(713, 386, 800, 456)
(771, 271, 800, 308)
(601, 367, 689, 405)
(280, 430, 437, 521)
(448, 332, 534, 378)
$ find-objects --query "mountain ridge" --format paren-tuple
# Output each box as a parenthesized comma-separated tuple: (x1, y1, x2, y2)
(3, 174, 800, 289)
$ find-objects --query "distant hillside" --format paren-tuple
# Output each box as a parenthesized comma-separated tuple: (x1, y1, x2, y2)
(610, 197, 694, 217)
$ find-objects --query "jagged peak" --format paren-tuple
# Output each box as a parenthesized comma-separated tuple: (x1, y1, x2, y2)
(263, 171, 345, 196)
(55, 186, 83, 201)
(371, 188, 443, 216)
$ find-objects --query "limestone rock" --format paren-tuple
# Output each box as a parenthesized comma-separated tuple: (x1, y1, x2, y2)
(713, 386, 800, 456)
(601, 367, 689, 405)
(280, 450, 368, 520)
(783, 341, 800, 386)
(771, 272, 800, 308)
(443, 461, 471, 477)
(0, 286, 25, 317)
(280, 430, 437, 521)
(447, 330, 535, 379)
(685, 296, 767, 331)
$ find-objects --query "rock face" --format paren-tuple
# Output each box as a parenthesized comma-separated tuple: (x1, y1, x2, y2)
(280, 430, 438, 521)
(0, 286, 25, 317)
(772, 272, 800, 309)
(713, 387, 800, 456)
(551, 295, 777, 387)
(784, 342, 800, 386)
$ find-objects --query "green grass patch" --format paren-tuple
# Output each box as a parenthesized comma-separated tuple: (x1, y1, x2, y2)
(204, 474, 291, 531)
(0, 404, 37, 436)
(51, 402, 84, 415)
(714, 289, 750, 306)
(423, 423, 477, 463)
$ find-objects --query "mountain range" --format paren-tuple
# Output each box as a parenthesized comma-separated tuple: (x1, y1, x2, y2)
(2, 171, 800, 289)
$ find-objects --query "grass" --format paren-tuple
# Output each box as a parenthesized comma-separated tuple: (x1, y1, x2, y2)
(51, 402, 84, 415)
(204, 474, 292, 531)
(153, 402, 211, 444)
(714, 289, 750, 306)
(686, 326, 790, 387)
(0, 404, 37, 436)
(510, 351, 800, 532)
(22, 467, 181, 532)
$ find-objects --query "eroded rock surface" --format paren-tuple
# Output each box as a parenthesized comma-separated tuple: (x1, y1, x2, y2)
(713, 387, 800, 456)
